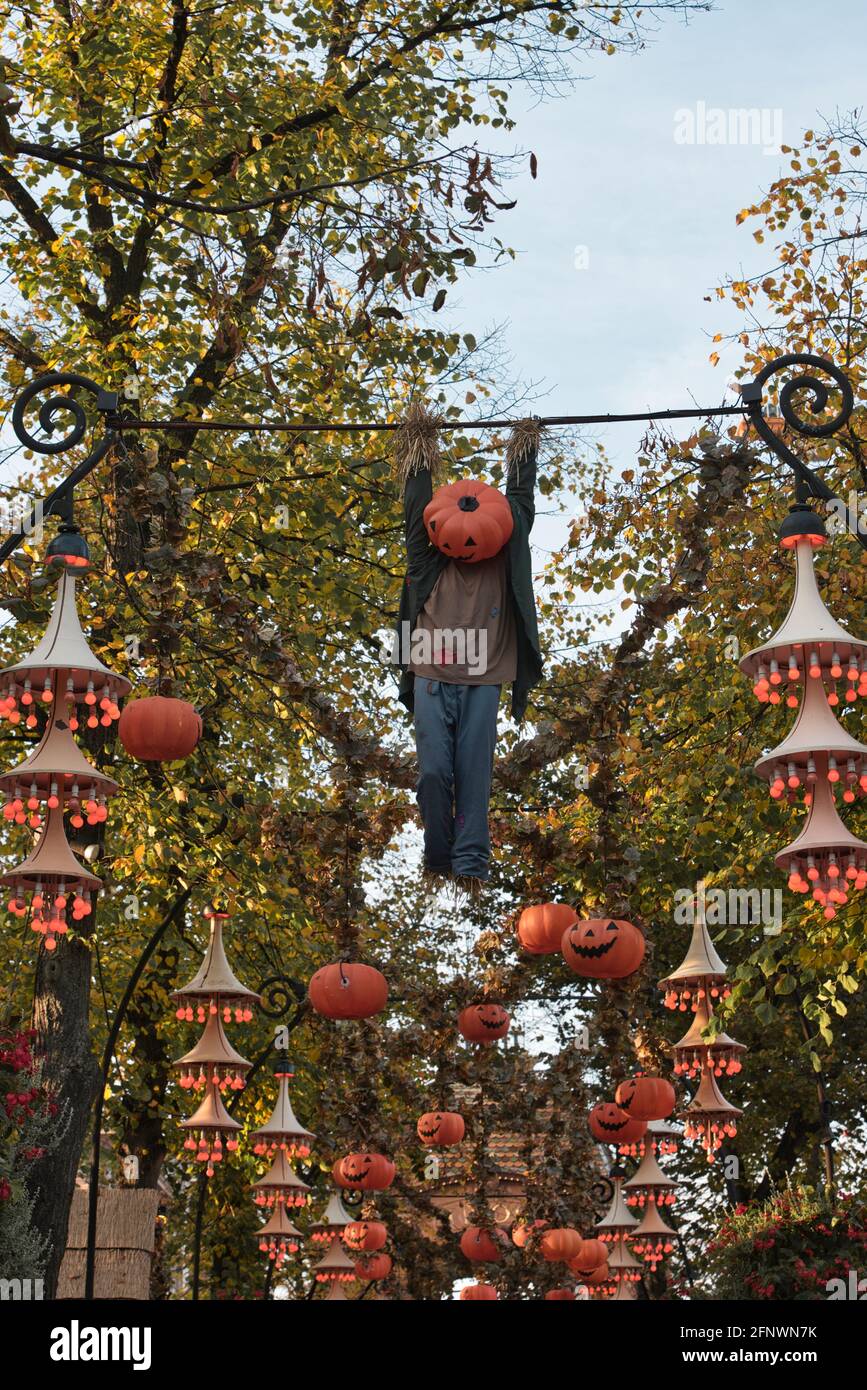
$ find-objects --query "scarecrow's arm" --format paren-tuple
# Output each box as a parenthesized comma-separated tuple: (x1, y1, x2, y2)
(404, 466, 436, 578)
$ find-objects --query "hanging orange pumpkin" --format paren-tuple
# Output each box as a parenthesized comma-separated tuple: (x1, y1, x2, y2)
(512, 1219, 547, 1248)
(460, 1227, 505, 1263)
(569, 1238, 607, 1272)
(458, 1003, 510, 1044)
(460, 1283, 498, 1300)
(539, 1227, 584, 1262)
(417, 1110, 465, 1146)
(308, 961, 388, 1020)
(615, 1075, 676, 1122)
(423, 479, 514, 563)
(354, 1252, 392, 1281)
(572, 1261, 610, 1286)
(332, 1152, 395, 1191)
(561, 918, 645, 979)
(545, 1288, 576, 1300)
(517, 902, 577, 955)
(118, 696, 202, 762)
(343, 1221, 387, 1253)
(588, 1102, 647, 1147)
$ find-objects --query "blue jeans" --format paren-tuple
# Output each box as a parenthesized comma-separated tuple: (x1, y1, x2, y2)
(413, 678, 500, 879)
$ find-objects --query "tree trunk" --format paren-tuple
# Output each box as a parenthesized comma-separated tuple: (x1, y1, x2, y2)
(27, 934, 100, 1297)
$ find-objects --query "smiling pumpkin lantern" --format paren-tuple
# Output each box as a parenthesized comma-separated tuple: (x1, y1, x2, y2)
(458, 1003, 511, 1045)
(588, 1102, 647, 1148)
(561, 918, 645, 980)
(416, 1110, 466, 1146)
(332, 1151, 396, 1191)
(614, 1074, 676, 1122)
(342, 1220, 387, 1253)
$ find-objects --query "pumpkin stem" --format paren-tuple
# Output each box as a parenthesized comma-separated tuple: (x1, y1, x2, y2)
(394, 400, 443, 482)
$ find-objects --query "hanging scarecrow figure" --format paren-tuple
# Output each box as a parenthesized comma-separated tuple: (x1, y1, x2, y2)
(393, 407, 544, 891)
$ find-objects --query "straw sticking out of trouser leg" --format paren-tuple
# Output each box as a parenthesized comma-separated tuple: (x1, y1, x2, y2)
(394, 401, 444, 482)
(453, 874, 484, 900)
(506, 416, 544, 471)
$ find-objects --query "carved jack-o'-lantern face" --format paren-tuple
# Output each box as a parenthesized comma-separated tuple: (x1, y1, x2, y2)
(423, 479, 514, 563)
(614, 1075, 676, 1122)
(458, 1003, 510, 1044)
(332, 1151, 396, 1191)
(588, 1102, 647, 1146)
(561, 918, 645, 980)
(343, 1221, 387, 1253)
(417, 1110, 466, 1146)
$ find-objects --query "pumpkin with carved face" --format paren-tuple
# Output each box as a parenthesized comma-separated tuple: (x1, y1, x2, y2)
(572, 1260, 610, 1286)
(343, 1220, 387, 1253)
(460, 1226, 506, 1263)
(460, 1283, 498, 1300)
(561, 918, 645, 979)
(417, 1110, 465, 1146)
(458, 1003, 510, 1044)
(614, 1075, 676, 1122)
(588, 1102, 647, 1147)
(517, 902, 578, 955)
(354, 1253, 393, 1281)
(332, 1151, 395, 1191)
(424, 479, 514, 563)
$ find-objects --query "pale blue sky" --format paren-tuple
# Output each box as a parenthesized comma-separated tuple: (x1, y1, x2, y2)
(448, 0, 867, 490)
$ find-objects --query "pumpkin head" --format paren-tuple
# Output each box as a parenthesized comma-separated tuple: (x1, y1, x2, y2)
(423, 479, 514, 563)
(545, 1288, 576, 1300)
(517, 902, 578, 956)
(569, 1238, 607, 1273)
(614, 1075, 676, 1122)
(458, 1003, 510, 1044)
(342, 1221, 387, 1253)
(354, 1252, 392, 1281)
(118, 696, 202, 762)
(460, 1283, 498, 1300)
(561, 918, 645, 979)
(417, 1110, 465, 1146)
(332, 1152, 395, 1191)
(539, 1227, 584, 1263)
(588, 1102, 647, 1146)
(573, 1261, 609, 1286)
(308, 961, 388, 1020)
(460, 1226, 505, 1264)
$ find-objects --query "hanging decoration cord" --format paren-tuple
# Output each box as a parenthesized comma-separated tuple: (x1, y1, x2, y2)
(0, 354, 859, 571)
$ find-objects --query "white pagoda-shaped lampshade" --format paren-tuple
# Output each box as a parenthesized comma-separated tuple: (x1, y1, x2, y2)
(172, 907, 260, 1023)
(172, 1011, 251, 1093)
(0, 569, 129, 721)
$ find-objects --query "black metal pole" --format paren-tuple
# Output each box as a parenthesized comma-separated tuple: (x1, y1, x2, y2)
(1, 372, 120, 568)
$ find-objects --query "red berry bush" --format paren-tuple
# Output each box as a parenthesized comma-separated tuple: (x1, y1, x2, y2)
(0, 1029, 59, 1280)
(706, 1187, 867, 1300)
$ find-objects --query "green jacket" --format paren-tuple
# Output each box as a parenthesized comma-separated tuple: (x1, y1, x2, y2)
(395, 447, 543, 722)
